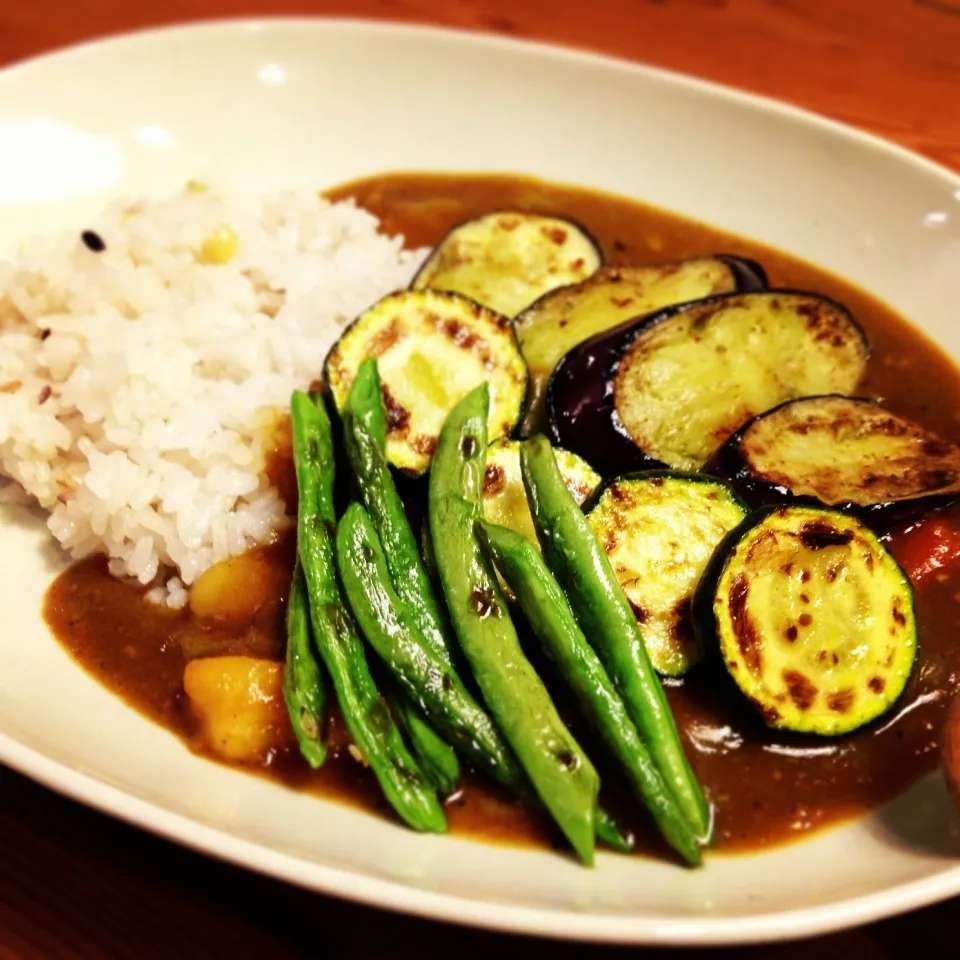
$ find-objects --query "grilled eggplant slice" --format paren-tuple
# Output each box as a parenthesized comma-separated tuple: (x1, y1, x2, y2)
(585, 473, 747, 676)
(694, 505, 916, 736)
(714, 395, 960, 512)
(324, 290, 527, 475)
(548, 291, 868, 475)
(483, 438, 600, 547)
(514, 257, 766, 436)
(411, 212, 602, 317)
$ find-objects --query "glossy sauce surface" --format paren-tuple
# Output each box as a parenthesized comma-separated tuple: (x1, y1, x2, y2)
(44, 172, 960, 857)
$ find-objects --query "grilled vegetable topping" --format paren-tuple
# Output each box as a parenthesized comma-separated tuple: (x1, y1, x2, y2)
(515, 257, 764, 435)
(325, 290, 527, 475)
(335, 500, 526, 788)
(341, 358, 456, 664)
(388, 685, 461, 794)
(483, 438, 600, 550)
(694, 505, 917, 736)
(715, 395, 960, 510)
(548, 291, 868, 474)
(430, 387, 599, 864)
(282, 563, 328, 768)
(520, 436, 712, 841)
(480, 520, 702, 865)
(412, 212, 602, 317)
(291, 390, 446, 833)
(585, 473, 747, 676)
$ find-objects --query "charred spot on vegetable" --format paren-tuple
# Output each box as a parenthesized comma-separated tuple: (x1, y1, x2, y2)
(800, 593, 810, 603)
(798, 521, 854, 551)
(380, 385, 410, 434)
(483, 463, 506, 496)
(368, 318, 402, 357)
(436, 315, 481, 350)
(37, 385, 52, 405)
(798, 613, 813, 627)
(460, 435, 479, 459)
(411, 435, 438, 457)
(783, 669, 818, 711)
(542, 226, 568, 245)
(40, 328, 51, 341)
(628, 597, 649, 623)
(611, 297, 634, 309)
(442, 674, 453, 692)
(827, 690, 855, 714)
(469, 585, 500, 619)
(869, 676, 886, 694)
(729, 574, 763, 676)
(785, 625, 798, 643)
(555, 749, 580, 771)
(892, 599, 907, 626)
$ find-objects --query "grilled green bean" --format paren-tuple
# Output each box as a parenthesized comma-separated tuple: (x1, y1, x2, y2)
(342, 358, 454, 664)
(520, 435, 711, 842)
(389, 686, 460, 794)
(335, 500, 525, 787)
(282, 561, 328, 769)
(429, 385, 598, 865)
(291, 389, 446, 833)
(479, 520, 702, 864)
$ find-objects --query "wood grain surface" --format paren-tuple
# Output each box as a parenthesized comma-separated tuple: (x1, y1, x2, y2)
(2, 1, 960, 957)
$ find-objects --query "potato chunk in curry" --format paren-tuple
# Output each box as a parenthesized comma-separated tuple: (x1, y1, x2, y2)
(183, 656, 294, 763)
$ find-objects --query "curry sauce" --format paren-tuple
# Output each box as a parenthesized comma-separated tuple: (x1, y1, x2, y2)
(43, 172, 960, 857)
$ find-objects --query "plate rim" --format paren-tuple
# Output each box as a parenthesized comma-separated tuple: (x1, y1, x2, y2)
(2, 16, 960, 946)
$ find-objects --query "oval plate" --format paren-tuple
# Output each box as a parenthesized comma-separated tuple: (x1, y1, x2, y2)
(2, 18, 960, 946)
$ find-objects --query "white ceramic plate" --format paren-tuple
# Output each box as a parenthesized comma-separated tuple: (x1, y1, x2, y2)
(2, 18, 960, 947)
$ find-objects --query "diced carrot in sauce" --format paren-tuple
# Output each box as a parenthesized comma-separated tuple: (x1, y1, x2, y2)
(888, 515, 960, 585)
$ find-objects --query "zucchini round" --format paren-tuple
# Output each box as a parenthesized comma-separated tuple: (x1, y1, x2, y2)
(714, 394, 960, 511)
(515, 257, 760, 437)
(324, 290, 527, 475)
(585, 472, 747, 676)
(694, 505, 917, 736)
(411, 211, 602, 318)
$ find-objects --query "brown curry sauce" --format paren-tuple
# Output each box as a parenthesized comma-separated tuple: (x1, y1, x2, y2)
(43, 173, 960, 858)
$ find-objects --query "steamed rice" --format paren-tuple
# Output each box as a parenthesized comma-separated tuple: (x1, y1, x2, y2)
(0, 183, 427, 602)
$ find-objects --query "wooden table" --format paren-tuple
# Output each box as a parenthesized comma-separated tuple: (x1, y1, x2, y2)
(2, 2, 960, 957)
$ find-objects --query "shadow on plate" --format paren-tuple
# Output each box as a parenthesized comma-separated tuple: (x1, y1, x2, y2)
(0, 489, 66, 575)
(867, 770, 960, 858)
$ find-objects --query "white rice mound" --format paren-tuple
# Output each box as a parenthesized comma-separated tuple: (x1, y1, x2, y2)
(0, 183, 427, 604)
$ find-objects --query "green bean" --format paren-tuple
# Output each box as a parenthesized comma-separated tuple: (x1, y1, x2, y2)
(290, 389, 446, 834)
(282, 562, 328, 769)
(429, 385, 598, 865)
(595, 808, 634, 853)
(335, 500, 526, 788)
(389, 685, 460, 794)
(520, 435, 711, 842)
(342, 358, 454, 665)
(479, 521, 702, 864)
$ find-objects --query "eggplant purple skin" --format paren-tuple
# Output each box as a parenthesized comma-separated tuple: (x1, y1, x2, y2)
(705, 395, 958, 537)
(546, 284, 867, 480)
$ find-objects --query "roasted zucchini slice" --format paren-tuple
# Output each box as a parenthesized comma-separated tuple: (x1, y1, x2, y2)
(714, 395, 960, 511)
(324, 290, 527, 475)
(585, 473, 747, 676)
(694, 505, 916, 736)
(411, 211, 602, 318)
(515, 257, 764, 435)
(613, 291, 869, 471)
(483, 438, 600, 547)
